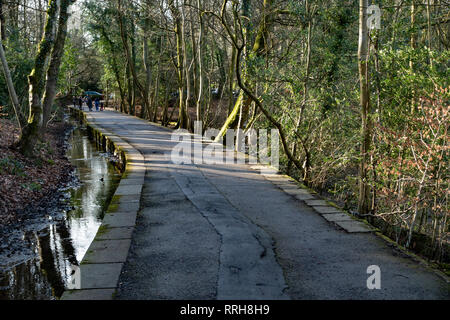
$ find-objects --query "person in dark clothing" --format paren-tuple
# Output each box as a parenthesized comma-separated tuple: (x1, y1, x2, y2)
(73, 97, 77, 108)
(94, 98, 100, 111)
(87, 97, 93, 111)
(78, 96, 83, 110)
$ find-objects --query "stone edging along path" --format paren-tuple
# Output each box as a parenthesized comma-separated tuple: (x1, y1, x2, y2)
(250, 167, 449, 283)
(251, 166, 374, 234)
(62, 108, 448, 300)
(61, 107, 145, 300)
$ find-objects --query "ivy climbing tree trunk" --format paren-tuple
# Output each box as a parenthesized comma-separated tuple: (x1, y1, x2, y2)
(215, 0, 273, 142)
(220, 0, 304, 174)
(42, 0, 75, 132)
(17, 0, 59, 156)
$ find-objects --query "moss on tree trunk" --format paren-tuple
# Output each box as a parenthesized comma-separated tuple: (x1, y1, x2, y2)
(18, 0, 59, 156)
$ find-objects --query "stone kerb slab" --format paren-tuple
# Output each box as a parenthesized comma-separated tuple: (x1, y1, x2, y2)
(249, 156, 373, 235)
(62, 107, 145, 300)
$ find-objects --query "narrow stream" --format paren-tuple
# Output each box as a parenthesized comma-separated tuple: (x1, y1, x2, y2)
(0, 120, 121, 300)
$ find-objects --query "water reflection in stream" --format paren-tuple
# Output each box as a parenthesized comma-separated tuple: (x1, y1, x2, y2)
(0, 121, 121, 300)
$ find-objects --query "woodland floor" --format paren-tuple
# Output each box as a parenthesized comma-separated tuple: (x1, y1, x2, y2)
(0, 119, 73, 226)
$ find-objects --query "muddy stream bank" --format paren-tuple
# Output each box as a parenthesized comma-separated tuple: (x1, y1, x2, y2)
(0, 118, 122, 300)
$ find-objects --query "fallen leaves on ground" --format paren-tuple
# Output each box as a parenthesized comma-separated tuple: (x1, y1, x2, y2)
(0, 119, 73, 226)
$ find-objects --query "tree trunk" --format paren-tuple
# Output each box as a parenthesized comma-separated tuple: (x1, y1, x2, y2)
(189, 0, 198, 106)
(0, 0, 6, 41)
(0, 35, 22, 131)
(357, 0, 372, 215)
(99, 26, 126, 113)
(23, 0, 28, 55)
(196, 0, 204, 123)
(38, 0, 44, 42)
(288, 0, 312, 183)
(117, 0, 148, 118)
(219, 0, 304, 173)
(42, 0, 74, 131)
(152, 34, 163, 122)
(215, 0, 272, 141)
(131, 22, 138, 116)
(8, 1, 18, 30)
(181, 0, 192, 130)
(426, 0, 433, 67)
(409, 0, 416, 114)
(169, 0, 188, 129)
(126, 63, 133, 114)
(17, 0, 59, 156)
(227, 45, 236, 114)
(142, 0, 152, 119)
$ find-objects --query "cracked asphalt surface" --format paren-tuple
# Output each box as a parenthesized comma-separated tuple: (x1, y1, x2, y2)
(87, 110, 449, 300)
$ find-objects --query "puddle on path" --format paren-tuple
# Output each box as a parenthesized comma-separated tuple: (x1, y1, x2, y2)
(0, 121, 121, 300)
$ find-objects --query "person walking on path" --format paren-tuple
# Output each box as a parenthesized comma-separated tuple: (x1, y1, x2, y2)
(78, 96, 83, 110)
(95, 98, 100, 111)
(87, 96, 93, 111)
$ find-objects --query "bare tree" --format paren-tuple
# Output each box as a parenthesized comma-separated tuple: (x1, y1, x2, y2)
(0, 34, 22, 131)
(357, 0, 372, 215)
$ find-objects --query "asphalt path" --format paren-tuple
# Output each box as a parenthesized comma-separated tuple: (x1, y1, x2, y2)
(86, 110, 449, 300)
